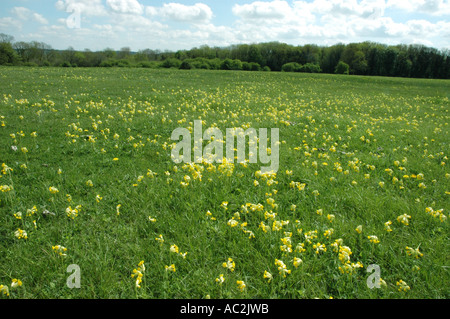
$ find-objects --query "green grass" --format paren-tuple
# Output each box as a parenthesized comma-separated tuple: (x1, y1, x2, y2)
(0, 67, 449, 299)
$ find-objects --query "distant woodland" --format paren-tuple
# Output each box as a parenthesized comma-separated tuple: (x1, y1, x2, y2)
(1, 33, 449, 79)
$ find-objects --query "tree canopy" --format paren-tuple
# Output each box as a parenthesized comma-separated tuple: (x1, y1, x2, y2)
(0, 33, 448, 79)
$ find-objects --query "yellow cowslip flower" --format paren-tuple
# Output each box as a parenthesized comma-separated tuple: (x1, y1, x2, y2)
(264, 211, 276, 220)
(275, 259, 291, 277)
(179, 252, 188, 259)
(11, 279, 22, 289)
(368, 235, 380, 244)
(66, 206, 80, 219)
(327, 214, 335, 223)
(331, 239, 343, 252)
(165, 264, 176, 273)
(1, 163, 13, 175)
(0, 185, 12, 192)
(351, 262, 363, 270)
(418, 182, 426, 189)
(155, 234, 164, 245)
(49, 186, 59, 194)
(259, 221, 270, 233)
(397, 214, 411, 225)
(220, 201, 228, 210)
(379, 181, 385, 188)
(52, 245, 67, 257)
(272, 220, 283, 231)
(406, 246, 423, 259)
(384, 221, 393, 232)
(96, 195, 103, 203)
(280, 244, 292, 254)
(324, 228, 334, 239)
(205, 210, 216, 221)
(260, 271, 271, 284)
(13, 212, 22, 220)
(31, 132, 37, 138)
(14, 229, 27, 239)
(355, 225, 363, 234)
(26, 206, 37, 217)
(170, 244, 179, 254)
(131, 261, 145, 288)
(295, 243, 306, 253)
(0, 284, 10, 296)
(293, 257, 303, 268)
(180, 181, 189, 188)
(146, 169, 157, 178)
(244, 230, 255, 239)
(266, 197, 275, 208)
(86, 180, 93, 187)
(338, 245, 352, 264)
(215, 274, 225, 284)
(304, 230, 318, 244)
(313, 243, 326, 254)
(396, 280, 410, 292)
(222, 258, 235, 272)
(236, 280, 246, 292)
(21, 147, 28, 154)
(116, 204, 121, 216)
(227, 219, 239, 227)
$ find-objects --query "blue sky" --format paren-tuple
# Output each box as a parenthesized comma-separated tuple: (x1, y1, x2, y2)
(0, 0, 449, 51)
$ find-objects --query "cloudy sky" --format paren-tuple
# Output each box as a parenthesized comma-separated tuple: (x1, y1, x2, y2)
(0, 0, 449, 51)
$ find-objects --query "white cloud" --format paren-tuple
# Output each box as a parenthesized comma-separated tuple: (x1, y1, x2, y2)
(55, 0, 107, 16)
(157, 3, 213, 24)
(0, 17, 22, 30)
(386, 0, 450, 15)
(106, 0, 144, 15)
(32, 13, 49, 25)
(2, 0, 449, 51)
(295, 0, 386, 19)
(11, 7, 48, 24)
(11, 7, 31, 20)
(232, 1, 294, 21)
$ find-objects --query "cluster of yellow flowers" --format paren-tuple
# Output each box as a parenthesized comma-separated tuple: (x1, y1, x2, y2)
(131, 261, 145, 288)
(66, 205, 82, 220)
(52, 245, 68, 257)
(0, 279, 22, 297)
(222, 258, 235, 272)
(405, 246, 423, 259)
(170, 244, 188, 259)
(332, 240, 364, 275)
(425, 207, 447, 222)
(274, 259, 291, 278)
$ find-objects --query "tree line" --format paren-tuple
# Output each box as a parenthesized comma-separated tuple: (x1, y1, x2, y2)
(0, 33, 449, 79)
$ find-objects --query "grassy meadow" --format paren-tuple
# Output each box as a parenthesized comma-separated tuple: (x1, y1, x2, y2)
(0, 66, 449, 299)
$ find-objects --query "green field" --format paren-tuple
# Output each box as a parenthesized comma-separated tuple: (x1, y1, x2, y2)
(0, 67, 449, 299)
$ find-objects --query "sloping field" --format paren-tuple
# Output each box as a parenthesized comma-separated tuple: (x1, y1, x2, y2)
(0, 67, 448, 299)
